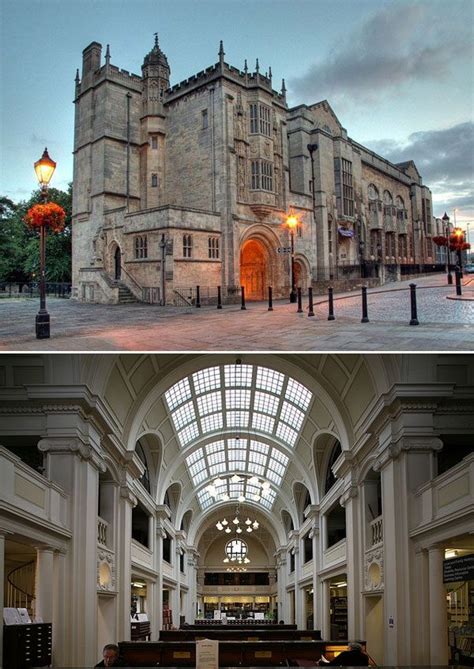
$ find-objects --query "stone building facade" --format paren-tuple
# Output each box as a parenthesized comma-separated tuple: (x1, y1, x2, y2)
(72, 38, 436, 304)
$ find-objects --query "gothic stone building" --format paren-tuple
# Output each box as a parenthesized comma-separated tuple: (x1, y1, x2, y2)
(72, 38, 435, 304)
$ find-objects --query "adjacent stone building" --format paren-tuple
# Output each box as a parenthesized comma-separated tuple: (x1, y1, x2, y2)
(72, 38, 437, 304)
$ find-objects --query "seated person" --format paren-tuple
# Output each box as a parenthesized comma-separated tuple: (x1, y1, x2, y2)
(318, 641, 369, 666)
(95, 643, 128, 667)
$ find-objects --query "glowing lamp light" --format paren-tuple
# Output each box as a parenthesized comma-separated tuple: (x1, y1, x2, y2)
(225, 527, 231, 534)
(34, 147, 57, 187)
(238, 495, 245, 503)
(245, 518, 252, 525)
(223, 558, 229, 563)
(286, 214, 298, 230)
(231, 474, 241, 484)
(253, 494, 261, 501)
(216, 522, 223, 531)
(261, 488, 270, 497)
(252, 521, 259, 529)
(261, 481, 271, 490)
(246, 526, 253, 533)
(207, 485, 217, 497)
(221, 518, 228, 526)
(232, 517, 240, 525)
(221, 494, 230, 501)
(249, 476, 260, 485)
(236, 527, 242, 534)
(244, 558, 250, 564)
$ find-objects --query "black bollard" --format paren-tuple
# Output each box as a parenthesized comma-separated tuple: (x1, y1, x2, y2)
(297, 287, 303, 313)
(455, 270, 462, 297)
(308, 287, 315, 317)
(328, 287, 335, 321)
(241, 285, 247, 310)
(447, 269, 453, 285)
(268, 286, 273, 311)
(361, 286, 369, 323)
(196, 285, 201, 308)
(409, 283, 419, 325)
(217, 286, 222, 309)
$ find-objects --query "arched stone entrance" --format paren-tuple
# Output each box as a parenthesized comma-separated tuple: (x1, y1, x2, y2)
(240, 239, 269, 301)
(294, 258, 310, 293)
(114, 246, 121, 281)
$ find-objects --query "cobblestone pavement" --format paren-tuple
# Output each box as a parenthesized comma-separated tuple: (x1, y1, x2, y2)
(1, 275, 473, 352)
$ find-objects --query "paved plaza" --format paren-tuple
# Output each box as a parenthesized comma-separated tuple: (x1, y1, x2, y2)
(0, 275, 473, 352)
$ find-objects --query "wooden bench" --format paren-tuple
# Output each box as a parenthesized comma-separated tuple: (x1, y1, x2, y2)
(119, 639, 366, 667)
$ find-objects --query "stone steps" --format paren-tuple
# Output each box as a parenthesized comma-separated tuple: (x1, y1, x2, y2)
(114, 282, 137, 303)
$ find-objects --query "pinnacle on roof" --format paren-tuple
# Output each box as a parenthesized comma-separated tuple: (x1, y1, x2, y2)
(143, 33, 169, 68)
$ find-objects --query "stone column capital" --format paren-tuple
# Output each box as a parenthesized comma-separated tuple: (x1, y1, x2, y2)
(38, 437, 106, 472)
(119, 484, 137, 507)
(339, 483, 358, 507)
(373, 436, 443, 471)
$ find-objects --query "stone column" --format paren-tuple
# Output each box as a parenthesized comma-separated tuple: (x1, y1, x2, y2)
(38, 436, 105, 668)
(52, 549, 67, 667)
(340, 485, 360, 639)
(117, 484, 137, 642)
(428, 546, 448, 665)
(0, 531, 7, 669)
(186, 548, 199, 623)
(306, 508, 320, 632)
(35, 547, 55, 623)
(155, 508, 170, 631)
(293, 545, 303, 629)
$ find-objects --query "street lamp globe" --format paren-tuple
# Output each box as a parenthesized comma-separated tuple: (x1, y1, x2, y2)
(34, 148, 57, 189)
(285, 213, 299, 303)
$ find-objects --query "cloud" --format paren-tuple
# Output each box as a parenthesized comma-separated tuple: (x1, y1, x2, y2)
(367, 122, 474, 216)
(288, 1, 471, 104)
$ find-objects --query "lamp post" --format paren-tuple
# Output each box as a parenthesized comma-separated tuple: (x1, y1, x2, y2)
(34, 148, 56, 339)
(286, 213, 298, 302)
(442, 212, 452, 284)
(453, 227, 465, 277)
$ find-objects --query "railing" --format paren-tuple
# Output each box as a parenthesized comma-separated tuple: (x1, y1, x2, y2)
(369, 515, 383, 547)
(7, 560, 36, 613)
(120, 265, 145, 300)
(173, 289, 193, 306)
(97, 516, 109, 547)
(142, 286, 161, 304)
(0, 282, 71, 298)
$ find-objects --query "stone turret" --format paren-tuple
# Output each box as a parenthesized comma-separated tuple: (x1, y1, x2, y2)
(141, 34, 170, 116)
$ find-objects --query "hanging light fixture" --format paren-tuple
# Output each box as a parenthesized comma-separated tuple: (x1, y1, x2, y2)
(205, 473, 271, 503)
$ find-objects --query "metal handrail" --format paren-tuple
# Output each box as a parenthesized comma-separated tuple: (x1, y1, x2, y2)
(120, 265, 143, 298)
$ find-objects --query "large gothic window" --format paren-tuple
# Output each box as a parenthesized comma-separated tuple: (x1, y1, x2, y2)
(135, 440, 151, 493)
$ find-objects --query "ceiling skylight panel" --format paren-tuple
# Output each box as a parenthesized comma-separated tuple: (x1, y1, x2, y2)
(256, 367, 284, 394)
(254, 391, 279, 416)
(280, 401, 305, 430)
(276, 422, 298, 447)
(188, 460, 206, 478)
(197, 489, 214, 509)
(285, 378, 312, 410)
(165, 377, 192, 410)
(209, 463, 226, 476)
(225, 388, 251, 410)
(207, 450, 225, 466)
(229, 481, 244, 497)
(227, 411, 249, 428)
(252, 413, 275, 434)
(260, 488, 277, 509)
(192, 469, 209, 485)
(246, 483, 261, 497)
(249, 450, 266, 466)
(224, 364, 253, 387)
(266, 469, 283, 485)
(186, 447, 203, 465)
(228, 438, 247, 449)
(250, 440, 269, 454)
(268, 459, 285, 477)
(247, 462, 265, 476)
(197, 391, 222, 416)
(271, 449, 289, 466)
(201, 413, 224, 433)
(178, 422, 199, 446)
(205, 441, 225, 455)
(192, 367, 221, 395)
(172, 401, 196, 430)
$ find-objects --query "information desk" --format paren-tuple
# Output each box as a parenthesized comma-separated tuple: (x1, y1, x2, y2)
(119, 639, 367, 667)
(160, 629, 322, 642)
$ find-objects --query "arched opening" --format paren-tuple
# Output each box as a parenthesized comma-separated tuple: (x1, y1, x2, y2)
(114, 246, 121, 280)
(294, 259, 309, 293)
(240, 239, 269, 301)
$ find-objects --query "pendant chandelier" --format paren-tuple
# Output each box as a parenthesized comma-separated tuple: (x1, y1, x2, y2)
(206, 473, 272, 503)
(215, 500, 260, 534)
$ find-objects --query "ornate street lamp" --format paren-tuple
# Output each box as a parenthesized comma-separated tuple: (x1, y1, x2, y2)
(286, 213, 298, 303)
(34, 148, 56, 338)
(441, 212, 452, 284)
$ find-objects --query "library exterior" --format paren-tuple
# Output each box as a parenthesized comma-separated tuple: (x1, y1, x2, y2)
(72, 38, 446, 305)
(0, 353, 473, 667)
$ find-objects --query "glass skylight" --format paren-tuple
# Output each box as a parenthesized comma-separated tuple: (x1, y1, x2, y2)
(164, 364, 313, 450)
(164, 365, 313, 512)
(185, 438, 290, 510)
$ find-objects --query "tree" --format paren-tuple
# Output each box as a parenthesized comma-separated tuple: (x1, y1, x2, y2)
(0, 185, 72, 283)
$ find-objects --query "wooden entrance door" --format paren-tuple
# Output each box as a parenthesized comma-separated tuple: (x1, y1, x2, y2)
(240, 240, 267, 301)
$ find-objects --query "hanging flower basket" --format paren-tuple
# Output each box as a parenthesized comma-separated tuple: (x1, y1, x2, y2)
(432, 235, 448, 247)
(24, 202, 66, 234)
